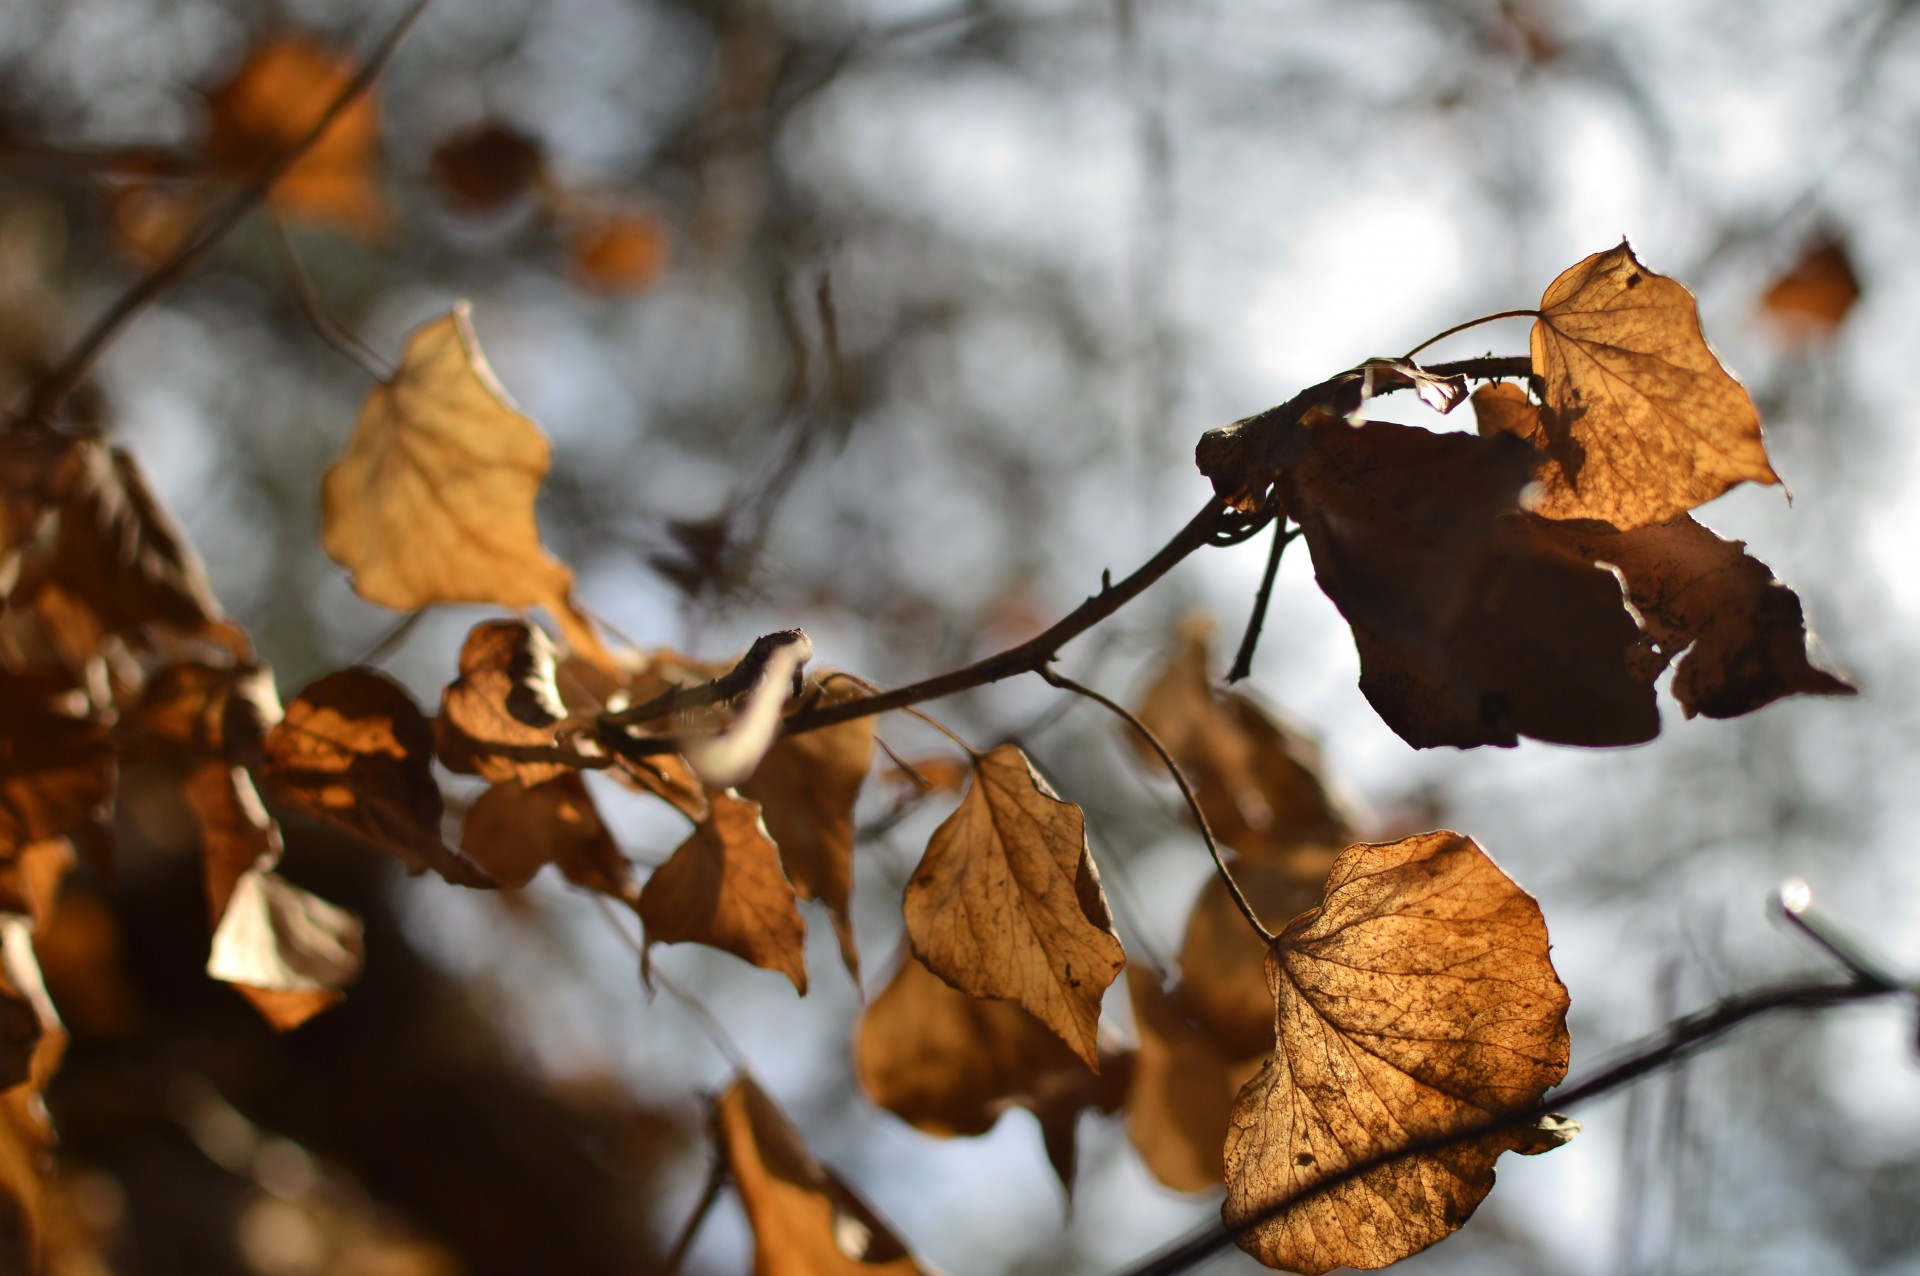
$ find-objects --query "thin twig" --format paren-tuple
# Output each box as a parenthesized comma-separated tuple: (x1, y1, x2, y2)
(651, 966, 751, 1073)
(1400, 309, 1540, 360)
(270, 213, 394, 380)
(661, 1150, 729, 1276)
(1038, 667, 1271, 944)
(14, 0, 432, 428)
(1226, 523, 1297, 683)
(1112, 974, 1904, 1276)
(349, 608, 426, 667)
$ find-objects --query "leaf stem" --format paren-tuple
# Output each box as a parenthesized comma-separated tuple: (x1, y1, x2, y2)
(661, 1149, 729, 1276)
(270, 213, 395, 381)
(1112, 973, 1906, 1276)
(12, 0, 432, 428)
(1226, 524, 1298, 683)
(1400, 309, 1540, 361)
(1038, 667, 1273, 945)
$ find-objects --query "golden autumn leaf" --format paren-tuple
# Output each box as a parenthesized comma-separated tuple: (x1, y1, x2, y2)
(903, 743, 1125, 1069)
(1283, 416, 1661, 748)
(638, 792, 807, 993)
(206, 867, 364, 1032)
(1530, 241, 1779, 528)
(856, 948, 1126, 1193)
(320, 304, 606, 663)
(1760, 230, 1860, 341)
(715, 1075, 932, 1276)
(1531, 513, 1854, 718)
(461, 773, 636, 901)
(435, 619, 574, 785)
(260, 669, 488, 886)
(1133, 619, 1350, 859)
(1124, 963, 1262, 1194)
(204, 36, 388, 236)
(1224, 831, 1570, 1274)
(740, 677, 874, 982)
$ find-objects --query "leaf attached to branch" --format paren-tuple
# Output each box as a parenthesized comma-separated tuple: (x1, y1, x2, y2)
(436, 619, 574, 784)
(903, 744, 1125, 1069)
(638, 793, 807, 993)
(1530, 241, 1779, 528)
(1224, 831, 1571, 1275)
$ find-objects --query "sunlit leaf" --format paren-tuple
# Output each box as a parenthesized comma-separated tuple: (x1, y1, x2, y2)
(639, 792, 807, 993)
(1224, 832, 1570, 1274)
(206, 867, 364, 1031)
(435, 619, 575, 785)
(904, 743, 1125, 1069)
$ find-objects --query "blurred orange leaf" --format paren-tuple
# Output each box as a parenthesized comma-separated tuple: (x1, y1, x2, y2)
(715, 1075, 931, 1276)
(320, 304, 607, 665)
(1124, 963, 1254, 1193)
(1530, 241, 1779, 528)
(639, 792, 807, 993)
(565, 209, 670, 294)
(462, 773, 635, 901)
(205, 36, 388, 236)
(1761, 230, 1860, 341)
(903, 743, 1125, 1069)
(1224, 831, 1570, 1274)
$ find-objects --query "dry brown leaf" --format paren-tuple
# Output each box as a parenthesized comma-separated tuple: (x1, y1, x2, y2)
(1533, 514, 1854, 718)
(320, 305, 606, 664)
(882, 756, 970, 795)
(435, 619, 574, 785)
(206, 867, 364, 1031)
(639, 792, 807, 993)
(856, 948, 1125, 1193)
(715, 1075, 931, 1276)
(1134, 619, 1350, 858)
(904, 744, 1125, 1069)
(1530, 241, 1779, 528)
(0, 840, 73, 934)
(205, 36, 388, 236)
(181, 762, 281, 926)
(676, 633, 813, 789)
(1173, 852, 1334, 1060)
(430, 121, 547, 214)
(260, 669, 488, 886)
(740, 677, 874, 981)
(1284, 416, 1660, 748)
(565, 209, 671, 294)
(1124, 964, 1258, 1193)
(461, 773, 636, 901)
(133, 662, 282, 765)
(0, 671, 114, 858)
(1760, 230, 1860, 341)
(1224, 831, 1571, 1274)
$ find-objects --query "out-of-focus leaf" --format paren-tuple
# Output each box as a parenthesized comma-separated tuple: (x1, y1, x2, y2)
(715, 1074, 932, 1276)
(461, 773, 636, 901)
(1530, 241, 1779, 528)
(430, 121, 546, 214)
(1133, 618, 1350, 858)
(133, 662, 282, 765)
(1224, 832, 1570, 1274)
(0, 840, 73, 933)
(435, 619, 574, 785)
(204, 36, 388, 236)
(1760, 230, 1860, 341)
(1124, 963, 1256, 1193)
(904, 743, 1125, 1069)
(320, 304, 607, 664)
(740, 676, 873, 981)
(565, 208, 670, 294)
(0, 672, 114, 857)
(639, 793, 807, 993)
(1173, 852, 1334, 1060)
(206, 868, 364, 1031)
(260, 669, 488, 886)
(181, 762, 280, 926)
(1283, 417, 1660, 748)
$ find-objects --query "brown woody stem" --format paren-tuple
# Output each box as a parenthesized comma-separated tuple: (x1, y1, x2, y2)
(661, 1150, 728, 1276)
(13, 0, 432, 428)
(1114, 973, 1907, 1276)
(1226, 523, 1298, 684)
(1038, 667, 1273, 945)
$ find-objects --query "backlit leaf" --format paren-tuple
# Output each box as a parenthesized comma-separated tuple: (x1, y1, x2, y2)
(715, 1075, 931, 1276)
(903, 743, 1125, 1069)
(1530, 241, 1779, 528)
(1124, 963, 1260, 1193)
(435, 619, 574, 785)
(1173, 852, 1334, 1061)
(320, 304, 606, 663)
(1224, 832, 1570, 1274)
(639, 793, 807, 993)
(1760, 230, 1860, 341)
(740, 677, 874, 981)
(206, 868, 364, 1031)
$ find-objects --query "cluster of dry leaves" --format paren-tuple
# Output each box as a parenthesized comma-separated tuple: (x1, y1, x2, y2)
(0, 234, 1853, 1274)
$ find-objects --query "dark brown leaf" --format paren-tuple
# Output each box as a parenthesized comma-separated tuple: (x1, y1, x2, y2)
(435, 619, 575, 785)
(181, 762, 281, 925)
(1224, 832, 1570, 1274)
(461, 773, 636, 901)
(904, 743, 1125, 1069)
(133, 662, 282, 765)
(639, 792, 807, 993)
(0, 672, 114, 857)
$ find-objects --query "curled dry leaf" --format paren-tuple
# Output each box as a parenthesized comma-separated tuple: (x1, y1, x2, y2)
(133, 662, 283, 766)
(320, 304, 606, 664)
(0, 671, 114, 858)
(740, 675, 874, 981)
(715, 1075, 932, 1276)
(558, 651, 711, 822)
(638, 792, 807, 993)
(181, 762, 281, 925)
(436, 619, 574, 785)
(904, 743, 1125, 1069)
(1224, 831, 1570, 1275)
(1530, 241, 1779, 529)
(0, 921, 57, 1092)
(206, 867, 365, 1032)
(856, 949, 1127, 1194)
(1133, 618, 1350, 858)
(204, 36, 388, 236)
(461, 773, 636, 901)
(1284, 417, 1660, 748)
(260, 668, 488, 887)
(676, 632, 813, 789)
